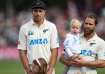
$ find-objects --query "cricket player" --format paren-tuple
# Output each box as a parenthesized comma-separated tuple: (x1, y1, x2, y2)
(17, 0, 59, 74)
(60, 13, 105, 74)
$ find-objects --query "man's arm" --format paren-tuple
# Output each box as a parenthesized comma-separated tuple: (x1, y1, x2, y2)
(59, 53, 74, 66)
(47, 48, 58, 74)
(78, 59, 105, 68)
(19, 50, 33, 74)
(59, 51, 105, 68)
(75, 42, 105, 68)
(60, 53, 105, 68)
(71, 58, 105, 68)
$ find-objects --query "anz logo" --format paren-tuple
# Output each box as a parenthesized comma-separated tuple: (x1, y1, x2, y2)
(29, 38, 48, 45)
(80, 49, 96, 56)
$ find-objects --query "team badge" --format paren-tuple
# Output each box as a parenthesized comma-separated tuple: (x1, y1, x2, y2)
(90, 43, 96, 46)
(43, 29, 48, 33)
(90, 40, 96, 46)
(28, 31, 34, 35)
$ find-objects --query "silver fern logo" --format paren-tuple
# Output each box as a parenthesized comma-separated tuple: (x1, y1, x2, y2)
(43, 29, 48, 33)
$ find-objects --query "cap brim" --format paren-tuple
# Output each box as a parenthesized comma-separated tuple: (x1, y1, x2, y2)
(32, 6, 46, 10)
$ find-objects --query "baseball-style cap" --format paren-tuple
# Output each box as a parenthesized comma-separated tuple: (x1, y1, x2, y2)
(32, 0, 47, 10)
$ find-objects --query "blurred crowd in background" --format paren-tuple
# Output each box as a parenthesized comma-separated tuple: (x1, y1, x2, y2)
(0, 0, 105, 59)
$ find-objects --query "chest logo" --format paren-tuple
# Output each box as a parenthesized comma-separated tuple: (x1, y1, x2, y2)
(80, 49, 96, 56)
(28, 31, 33, 35)
(43, 29, 48, 33)
(90, 43, 96, 46)
(29, 38, 48, 45)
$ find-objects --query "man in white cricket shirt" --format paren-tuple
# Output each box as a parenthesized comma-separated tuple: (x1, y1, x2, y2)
(60, 13, 105, 74)
(17, 0, 59, 74)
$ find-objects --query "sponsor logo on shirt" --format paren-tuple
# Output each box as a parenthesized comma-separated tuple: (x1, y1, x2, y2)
(80, 49, 96, 56)
(29, 38, 48, 45)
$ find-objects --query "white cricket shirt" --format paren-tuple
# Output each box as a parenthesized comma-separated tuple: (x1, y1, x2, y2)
(80, 33, 105, 61)
(18, 19, 59, 64)
(68, 33, 105, 74)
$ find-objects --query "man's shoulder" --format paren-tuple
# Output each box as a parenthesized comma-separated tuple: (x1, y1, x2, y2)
(94, 35, 105, 49)
(46, 20, 56, 27)
(20, 20, 32, 29)
(96, 35, 105, 43)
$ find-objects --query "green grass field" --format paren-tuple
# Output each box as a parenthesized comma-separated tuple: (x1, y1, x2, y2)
(0, 60, 105, 74)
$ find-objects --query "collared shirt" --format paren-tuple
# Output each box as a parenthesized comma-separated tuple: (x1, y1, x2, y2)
(17, 19, 59, 64)
(67, 33, 105, 74)
(63, 33, 81, 57)
(80, 33, 105, 61)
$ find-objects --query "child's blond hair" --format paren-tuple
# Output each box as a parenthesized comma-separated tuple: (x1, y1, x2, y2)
(70, 19, 81, 28)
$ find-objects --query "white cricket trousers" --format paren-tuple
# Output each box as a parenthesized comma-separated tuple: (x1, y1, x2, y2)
(64, 66, 97, 74)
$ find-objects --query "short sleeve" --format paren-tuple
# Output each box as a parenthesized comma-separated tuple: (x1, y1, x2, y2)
(50, 24, 59, 49)
(63, 34, 73, 49)
(97, 41, 105, 60)
(17, 26, 27, 50)
(63, 34, 74, 56)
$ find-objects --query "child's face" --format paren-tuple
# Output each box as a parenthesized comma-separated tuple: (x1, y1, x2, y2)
(71, 24, 80, 34)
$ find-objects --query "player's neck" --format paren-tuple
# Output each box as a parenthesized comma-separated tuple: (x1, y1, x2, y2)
(84, 32, 95, 40)
(33, 19, 44, 27)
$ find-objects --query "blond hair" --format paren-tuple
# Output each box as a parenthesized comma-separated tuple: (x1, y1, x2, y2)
(70, 19, 81, 28)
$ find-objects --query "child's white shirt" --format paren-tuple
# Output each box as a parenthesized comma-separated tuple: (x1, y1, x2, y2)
(63, 32, 81, 57)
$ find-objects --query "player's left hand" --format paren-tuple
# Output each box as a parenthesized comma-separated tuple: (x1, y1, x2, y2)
(70, 58, 86, 67)
(47, 65, 53, 74)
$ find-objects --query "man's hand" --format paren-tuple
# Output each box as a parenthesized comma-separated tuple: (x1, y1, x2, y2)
(68, 54, 81, 60)
(27, 70, 33, 74)
(71, 58, 87, 67)
(60, 53, 86, 67)
(26, 68, 34, 74)
(47, 65, 53, 74)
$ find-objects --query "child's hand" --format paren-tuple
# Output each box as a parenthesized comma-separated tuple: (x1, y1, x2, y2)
(47, 65, 53, 74)
(71, 54, 80, 59)
(68, 54, 82, 61)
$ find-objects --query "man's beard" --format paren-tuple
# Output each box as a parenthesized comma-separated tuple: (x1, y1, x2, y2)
(84, 28, 94, 35)
(34, 17, 41, 22)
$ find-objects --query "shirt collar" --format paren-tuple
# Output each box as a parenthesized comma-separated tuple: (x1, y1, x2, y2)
(31, 18, 47, 28)
(88, 33, 97, 42)
(81, 33, 98, 42)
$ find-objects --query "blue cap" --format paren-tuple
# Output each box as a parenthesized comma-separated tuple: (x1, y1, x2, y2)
(32, 0, 47, 10)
